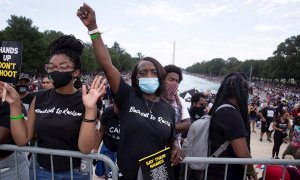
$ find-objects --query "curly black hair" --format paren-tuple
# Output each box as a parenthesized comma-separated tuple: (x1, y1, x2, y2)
(164, 64, 183, 83)
(48, 35, 84, 71)
(191, 92, 207, 104)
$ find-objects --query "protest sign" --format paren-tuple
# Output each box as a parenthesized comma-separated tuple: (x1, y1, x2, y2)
(139, 147, 174, 180)
(0, 41, 22, 83)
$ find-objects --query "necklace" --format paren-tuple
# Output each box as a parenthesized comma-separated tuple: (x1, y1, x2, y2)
(144, 97, 159, 114)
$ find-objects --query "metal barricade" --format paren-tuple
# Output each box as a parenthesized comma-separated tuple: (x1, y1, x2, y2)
(180, 157, 300, 180)
(2, 144, 300, 180)
(0, 144, 119, 180)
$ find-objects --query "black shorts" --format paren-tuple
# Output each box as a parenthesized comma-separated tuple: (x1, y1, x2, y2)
(261, 121, 271, 132)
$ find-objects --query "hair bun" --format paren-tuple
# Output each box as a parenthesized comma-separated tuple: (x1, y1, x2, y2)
(49, 35, 84, 56)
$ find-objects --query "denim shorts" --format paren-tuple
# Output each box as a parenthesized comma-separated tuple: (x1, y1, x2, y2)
(30, 158, 90, 180)
(95, 144, 117, 177)
(0, 151, 29, 180)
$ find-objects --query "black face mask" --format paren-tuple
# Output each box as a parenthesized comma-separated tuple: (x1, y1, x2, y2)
(48, 71, 73, 89)
(191, 106, 206, 120)
(15, 85, 29, 94)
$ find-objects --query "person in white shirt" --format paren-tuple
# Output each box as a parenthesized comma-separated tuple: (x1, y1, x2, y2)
(162, 64, 191, 180)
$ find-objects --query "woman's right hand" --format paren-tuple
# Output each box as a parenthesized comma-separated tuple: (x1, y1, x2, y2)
(0, 81, 22, 106)
(77, 3, 98, 31)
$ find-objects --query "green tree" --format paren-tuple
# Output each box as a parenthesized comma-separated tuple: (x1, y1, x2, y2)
(0, 15, 48, 73)
(43, 30, 64, 44)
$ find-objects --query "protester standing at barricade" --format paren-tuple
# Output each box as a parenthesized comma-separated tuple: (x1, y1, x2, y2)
(77, 3, 184, 179)
(161, 64, 191, 180)
(207, 72, 258, 180)
(189, 92, 207, 123)
(272, 109, 292, 159)
(0, 35, 106, 179)
(0, 102, 29, 180)
(94, 101, 120, 179)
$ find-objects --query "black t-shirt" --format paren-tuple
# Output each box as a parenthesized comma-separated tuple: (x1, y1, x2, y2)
(274, 119, 289, 136)
(115, 78, 176, 180)
(208, 102, 249, 179)
(262, 107, 275, 123)
(21, 93, 34, 114)
(101, 106, 120, 152)
(34, 89, 84, 172)
(0, 102, 16, 158)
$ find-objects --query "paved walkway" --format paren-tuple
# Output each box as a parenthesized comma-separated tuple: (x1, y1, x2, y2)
(250, 126, 288, 158)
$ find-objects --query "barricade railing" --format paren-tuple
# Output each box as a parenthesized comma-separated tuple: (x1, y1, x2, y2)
(179, 157, 300, 180)
(2, 144, 300, 180)
(0, 144, 119, 180)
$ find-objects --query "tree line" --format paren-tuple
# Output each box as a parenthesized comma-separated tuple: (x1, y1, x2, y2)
(186, 35, 300, 86)
(0, 15, 141, 75)
(2, 15, 299, 86)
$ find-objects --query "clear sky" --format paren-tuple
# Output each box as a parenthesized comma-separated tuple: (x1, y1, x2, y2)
(1, 0, 300, 68)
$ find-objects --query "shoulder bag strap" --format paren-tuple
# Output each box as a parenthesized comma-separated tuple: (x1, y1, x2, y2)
(210, 104, 236, 157)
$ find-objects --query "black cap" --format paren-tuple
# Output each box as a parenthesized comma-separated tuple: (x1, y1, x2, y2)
(19, 74, 31, 82)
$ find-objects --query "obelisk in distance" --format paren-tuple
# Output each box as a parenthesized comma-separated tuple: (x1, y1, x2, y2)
(172, 41, 175, 65)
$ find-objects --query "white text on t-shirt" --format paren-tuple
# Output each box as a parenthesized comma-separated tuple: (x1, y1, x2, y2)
(129, 106, 170, 127)
(35, 107, 82, 117)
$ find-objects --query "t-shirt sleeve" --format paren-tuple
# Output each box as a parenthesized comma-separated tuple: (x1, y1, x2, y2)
(0, 103, 10, 129)
(179, 97, 190, 121)
(115, 77, 132, 110)
(214, 108, 248, 141)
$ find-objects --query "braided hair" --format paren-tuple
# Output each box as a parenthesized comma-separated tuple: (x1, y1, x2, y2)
(209, 72, 250, 138)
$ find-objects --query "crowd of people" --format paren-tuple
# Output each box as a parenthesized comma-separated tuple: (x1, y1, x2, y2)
(0, 2, 300, 180)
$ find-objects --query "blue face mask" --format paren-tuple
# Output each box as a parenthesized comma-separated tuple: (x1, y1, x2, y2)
(138, 77, 160, 94)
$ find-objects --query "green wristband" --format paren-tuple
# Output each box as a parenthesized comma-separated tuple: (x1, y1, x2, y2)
(90, 32, 101, 39)
(10, 113, 25, 121)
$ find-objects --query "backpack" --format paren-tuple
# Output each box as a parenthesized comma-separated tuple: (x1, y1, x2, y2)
(182, 104, 235, 170)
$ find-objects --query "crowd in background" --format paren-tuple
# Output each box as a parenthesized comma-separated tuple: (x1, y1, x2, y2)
(0, 2, 299, 179)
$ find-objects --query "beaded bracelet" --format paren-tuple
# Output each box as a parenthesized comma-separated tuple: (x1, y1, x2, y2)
(82, 118, 96, 123)
(10, 113, 25, 121)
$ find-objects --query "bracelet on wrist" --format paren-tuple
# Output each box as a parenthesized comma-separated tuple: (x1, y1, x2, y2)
(82, 118, 96, 123)
(88, 28, 102, 39)
(88, 28, 99, 35)
(90, 32, 101, 39)
(10, 113, 25, 121)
